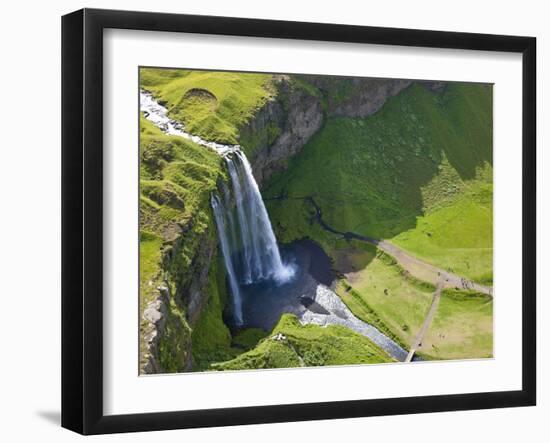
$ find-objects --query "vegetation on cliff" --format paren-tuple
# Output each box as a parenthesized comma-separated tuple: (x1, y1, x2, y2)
(139, 112, 227, 373)
(140, 68, 277, 150)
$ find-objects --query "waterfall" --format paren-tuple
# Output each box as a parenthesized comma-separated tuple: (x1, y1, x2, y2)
(211, 194, 244, 326)
(211, 150, 295, 325)
(225, 151, 295, 285)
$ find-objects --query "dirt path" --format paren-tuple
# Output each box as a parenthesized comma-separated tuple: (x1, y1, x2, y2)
(405, 279, 443, 362)
(375, 240, 492, 296)
(279, 196, 494, 297)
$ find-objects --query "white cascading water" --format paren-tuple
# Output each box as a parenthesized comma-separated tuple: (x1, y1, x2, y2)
(225, 150, 295, 286)
(212, 152, 295, 324)
(211, 194, 244, 326)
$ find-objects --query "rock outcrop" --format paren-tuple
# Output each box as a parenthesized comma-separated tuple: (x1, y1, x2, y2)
(141, 285, 169, 374)
(242, 78, 324, 187)
(173, 225, 217, 324)
(306, 76, 412, 118)
(140, 204, 219, 375)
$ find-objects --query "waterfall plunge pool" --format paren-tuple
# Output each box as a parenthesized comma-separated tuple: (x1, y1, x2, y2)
(226, 239, 409, 362)
(230, 239, 333, 331)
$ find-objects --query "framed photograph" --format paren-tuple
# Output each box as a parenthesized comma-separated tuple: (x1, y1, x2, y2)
(61, 8, 536, 435)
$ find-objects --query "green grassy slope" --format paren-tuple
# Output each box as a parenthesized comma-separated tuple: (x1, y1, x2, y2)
(335, 248, 493, 359)
(419, 290, 493, 360)
(214, 314, 394, 370)
(265, 82, 493, 283)
(335, 249, 434, 349)
(139, 114, 225, 303)
(139, 112, 227, 372)
(140, 68, 276, 148)
(392, 177, 493, 284)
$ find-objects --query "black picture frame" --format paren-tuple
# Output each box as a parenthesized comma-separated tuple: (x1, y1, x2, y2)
(61, 8, 537, 435)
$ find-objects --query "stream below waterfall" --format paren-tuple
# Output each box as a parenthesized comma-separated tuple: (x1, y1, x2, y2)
(236, 240, 408, 362)
(140, 90, 409, 362)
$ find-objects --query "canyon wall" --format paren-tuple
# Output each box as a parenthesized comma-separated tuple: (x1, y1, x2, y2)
(244, 76, 418, 187)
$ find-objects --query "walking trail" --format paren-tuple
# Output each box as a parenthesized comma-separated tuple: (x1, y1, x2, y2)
(405, 279, 443, 362)
(303, 196, 493, 297)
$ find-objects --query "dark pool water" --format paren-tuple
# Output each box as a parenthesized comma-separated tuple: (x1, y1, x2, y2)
(229, 239, 334, 331)
(223, 239, 409, 361)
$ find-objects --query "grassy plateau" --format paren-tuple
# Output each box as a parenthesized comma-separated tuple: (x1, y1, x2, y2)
(140, 67, 276, 150)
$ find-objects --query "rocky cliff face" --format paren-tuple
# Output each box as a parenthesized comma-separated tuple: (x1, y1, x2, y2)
(173, 225, 217, 324)
(244, 76, 420, 187)
(140, 220, 218, 374)
(242, 78, 325, 187)
(306, 76, 412, 118)
(141, 284, 170, 374)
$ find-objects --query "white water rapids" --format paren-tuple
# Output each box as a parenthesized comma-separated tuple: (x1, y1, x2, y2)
(140, 90, 239, 156)
(225, 151, 295, 285)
